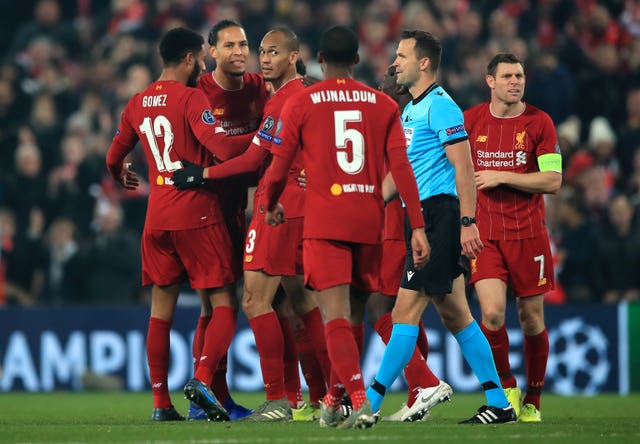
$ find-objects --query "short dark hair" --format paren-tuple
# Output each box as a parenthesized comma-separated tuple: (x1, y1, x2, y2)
(208, 19, 243, 46)
(319, 25, 358, 65)
(487, 53, 524, 77)
(268, 26, 300, 52)
(400, 30, 441, 72)
(159, 27, 204, 66)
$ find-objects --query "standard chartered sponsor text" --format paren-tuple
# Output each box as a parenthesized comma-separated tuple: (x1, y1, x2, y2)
(477, 150, 514, 168)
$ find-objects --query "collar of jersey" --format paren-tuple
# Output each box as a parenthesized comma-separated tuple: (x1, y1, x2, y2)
(412, 82, 439, 105)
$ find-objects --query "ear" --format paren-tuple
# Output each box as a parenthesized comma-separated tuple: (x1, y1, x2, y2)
(419, 57, 430, 72)
(353, 54, 360, 65)
(209, 45, 217, 59)
(184, 51, 194, 66)
(290, 51, 299, 65)
(486, 74, 495, 89)
(317, 51, 324, 64)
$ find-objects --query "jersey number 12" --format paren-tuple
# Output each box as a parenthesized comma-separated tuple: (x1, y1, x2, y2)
(139, 115, 182, 172)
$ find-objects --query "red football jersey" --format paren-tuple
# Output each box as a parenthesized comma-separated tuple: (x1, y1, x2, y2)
(464, 102, 559, 240)
(264, 78, 422, 244)
(107, 80, 228, 230)
(252, 78, 306, 219)
(197, 71, 269, 213)
(197, 72, 269, 136)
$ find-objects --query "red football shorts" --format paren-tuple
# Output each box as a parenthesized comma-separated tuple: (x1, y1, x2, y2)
(302, 239, 381, 292)
(379, 238, 405, 297)
(469, 234, 555, 297)
(243, 216, 303, 276)
(141, 223, 235, 289)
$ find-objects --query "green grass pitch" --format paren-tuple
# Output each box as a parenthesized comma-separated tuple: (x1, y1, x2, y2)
(0, 392, 638, 443)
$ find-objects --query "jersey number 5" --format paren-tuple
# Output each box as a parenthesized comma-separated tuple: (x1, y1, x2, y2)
(139, 116, 182, 172)
(334, 110, 364, 175)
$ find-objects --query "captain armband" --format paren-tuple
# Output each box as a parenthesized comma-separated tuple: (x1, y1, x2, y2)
(537, 153, 562, 173)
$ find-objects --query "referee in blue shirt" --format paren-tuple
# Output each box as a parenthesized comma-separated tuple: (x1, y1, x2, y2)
(367, 30, 516, 425)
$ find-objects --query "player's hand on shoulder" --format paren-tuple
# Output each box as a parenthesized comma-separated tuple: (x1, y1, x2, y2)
(172, 160, 204, 190)
(119, 163, 139, 190)
(264, 202, 285, 226)
(411, 227, 430, 269)
(461, 224, 483, 259)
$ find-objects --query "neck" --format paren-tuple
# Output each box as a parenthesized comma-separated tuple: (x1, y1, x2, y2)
(213, 69, 244, 90)
(158, 68, 186, 85)
(408, 74, 437, 100)
(490, 100, 525, 118)
(270, 69, 297, 91)
(323, 65, 352, 80)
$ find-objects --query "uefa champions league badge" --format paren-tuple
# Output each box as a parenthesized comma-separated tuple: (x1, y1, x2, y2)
(202, 109, 216, 125)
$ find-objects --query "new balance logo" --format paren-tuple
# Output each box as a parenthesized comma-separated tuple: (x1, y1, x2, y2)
(152, 382, 163, 388)
(200, 355, 208, 361)
(349, 373, 362, 382)
(407, 270, 415, 281)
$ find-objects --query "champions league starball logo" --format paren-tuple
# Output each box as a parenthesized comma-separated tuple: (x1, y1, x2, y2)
(546, 318, 610, 395)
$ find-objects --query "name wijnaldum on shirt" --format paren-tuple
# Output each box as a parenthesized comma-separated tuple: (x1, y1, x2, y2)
(310, 90, 377, 104)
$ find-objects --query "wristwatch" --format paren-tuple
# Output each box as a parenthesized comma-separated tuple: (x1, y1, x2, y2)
(460, 216, 476, 227)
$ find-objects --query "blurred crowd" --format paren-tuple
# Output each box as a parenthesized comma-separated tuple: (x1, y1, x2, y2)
(1, 0, 640, 307)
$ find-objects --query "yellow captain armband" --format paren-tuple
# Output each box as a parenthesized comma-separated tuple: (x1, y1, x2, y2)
(537, 153, 562, 173)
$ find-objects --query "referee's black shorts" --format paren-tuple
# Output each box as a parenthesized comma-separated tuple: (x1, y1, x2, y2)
(400, 194, 464, 295)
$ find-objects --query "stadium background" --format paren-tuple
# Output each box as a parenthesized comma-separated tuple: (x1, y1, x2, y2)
(0, 0, 639, 394)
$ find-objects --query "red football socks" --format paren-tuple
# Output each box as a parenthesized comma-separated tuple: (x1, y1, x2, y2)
(294, 320, 327, 405)
(192, 315, 211, 373)
(279, 316, 303, 407)
(147, 316, 172, 408)
(523, 329, 549, 409)
(324, 318, 365, 410)
(249, 311, 286, 400)
(301, 307, 332, 383)
(194, 306, 236, 388)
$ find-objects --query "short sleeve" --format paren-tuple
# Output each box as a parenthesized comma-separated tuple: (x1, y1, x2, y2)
(431, 97, 468, 147)
(536, 111, 560, 156)
(112, 100, 139, 148)
(270, 95, 304, 161)
(253, 99, 280, 153)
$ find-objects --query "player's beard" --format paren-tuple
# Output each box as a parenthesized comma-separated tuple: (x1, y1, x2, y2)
(187, 63, 200, 87)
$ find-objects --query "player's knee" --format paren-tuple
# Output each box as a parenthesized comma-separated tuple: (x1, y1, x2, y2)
(518, 310, 544, 335)
(482, 311, 505, 330)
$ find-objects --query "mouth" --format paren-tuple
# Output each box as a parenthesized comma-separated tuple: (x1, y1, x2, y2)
(230, 60, 245, 69)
